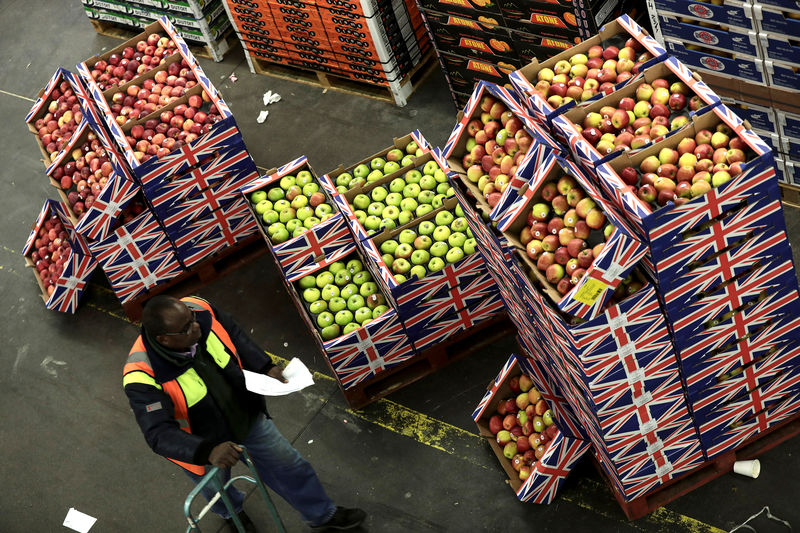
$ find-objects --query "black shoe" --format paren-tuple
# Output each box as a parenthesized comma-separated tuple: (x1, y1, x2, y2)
(311, 507, 366, 531)
(224, 510, 257, 533)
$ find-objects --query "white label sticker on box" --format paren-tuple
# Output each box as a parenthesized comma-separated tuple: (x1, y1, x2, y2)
(609, 314, 627, 331)
(627, 369, 646, 387)
(64, 277, 80, 291)
(633, 391, 653, 407)
(640, 419, 658, 434)
(603, 260, 626, 280)
(618, 343, 636, 359)
(117, 231, 134, 248)
(647, 438, 665, 455)
(656, 462, 674, 477)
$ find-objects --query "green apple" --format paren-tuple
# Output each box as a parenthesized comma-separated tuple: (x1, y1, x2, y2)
(336, 172, 353, 188)
(321, 284, 339, 301)
(399, 197, 418, 212)
(394, 243, 413, 260)
(418, 221, 435, 235)
(398, 210, 414, 225)
(413, 235, 432, 250)
(286, 219, 302, 234)
(359, 281, 378, 297)
(371, 186, 388, 203)
(405, 169, 422, 184)
(419, 175, 437, 191)
(451, 217, 469, 232)
(417, 190, 435, 205)
(262, 210, 279, 225)
(334, 309, 354, 326)
(314, 204, 333, 219)
(401, 155, 415, 167)
(273, 199, 290, 212)
(385, 192, 403, 207)
(346, 259, 364, 273)
(406, 140, 419, 154)
(298, 275, 316, 289)
(392, 257, 411, 275)
(367, 170, 384, 183)
(355, 307, 373, 324)
(381, 239, 399, 255)
(316, 271, 334, 288)
(285, 185, 302, 201)
(398, 229, 417, 244)
(353, 194, 370, 210)
(382, 205, 400, 220)
(296, 206, 314, 221)
(448, 231, 467, 248)
(381, 253, 394, 267)
(445, 187, 455, 197)
(296, 170, 313, 186)
(302, 183, 319, 196)
(381, 218, 396, 230)
(267, 187, 285, 202)
(464, 238, 476, 255)
(250, 190, 267, 204)
(334, 269, 352, 287)
(367, 202, 385, 217)
(431, 195, 445, 209)
(309, 300, 327, 314)
(303, 287, 321, 303)
(303, 216, 320, 229)
(342, 322, 361, 335)
(389, 178, 406, 193)
(423, 160, 439, 176)
(254, 199, 272, 215)
(267, 222, 285, 236)
(383, 161, 401, 175)
(370, 157, 386, 170)
(317, 311, 335, 328)
(403, 183, 421, 198)
(340, 284, 358, 300)
(430, 241, 449, 257)
(353, 164, 370, 179)
(466, 227, 473, 238)
(292, 227, 306, 238)
(271, 227, 289, 244)
(347, 294, 366, 311)
(433, 225, 451, 242)
(386, 148, 404, 161)
(428, 257, 445, 272)
(409, 264, 426, 280)
(434, 169, 448, 183)
(364, 215, 382, 231)
(436, 182, 451, 195)
(278, 208, 296, 224)
(291, 195, 309, 209)
(455, 204, 464, 217)
(352, 270, 372, 285)
(410, 249, 430, 265)
(372, 305, 389, 318)
(279, 176, 296, 190)
(320, 324, 340, 341)
(435, 210, 454, 226)
(354, 210, 367, 225)
(446, 246, 465, 263)
(394, 274, 408, 283)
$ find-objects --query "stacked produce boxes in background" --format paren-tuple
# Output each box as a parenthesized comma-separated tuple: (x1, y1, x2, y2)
(222, 0, 431, 105)
(80, 0, 234, 61)
(645, 0, 800, 193)
(415, 0, 647, 108)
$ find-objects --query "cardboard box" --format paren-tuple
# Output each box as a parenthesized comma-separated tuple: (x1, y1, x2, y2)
(718, 97, 777, 134)
(756, 4, 800, 37)
(22, 200, 98, 314)
(87, 206, 184, 302)
(472, 353, 591, 503)
(416, 0, 506, 22)
(664, 38, 768, 85)
(509, 15, 667, 126)
(765, 58, 800, 93)
(240, 155, 356, 280)
(440, 50, 520, 95)
(420, 8, 519, 63)
(657, 14, 761, 58)
(650, 0, 756, 31)
(758, 31, 800, 64)
(496, 0, 621, 40)
(510, 29, 573, 63)
(409, 290, 504, 351)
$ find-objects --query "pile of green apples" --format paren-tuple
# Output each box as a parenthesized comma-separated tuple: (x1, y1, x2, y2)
(297, 258, 390, 341)
(378, 206, 477, 283)
(332, 140, 424, 193)
(249, 169, 336, 244)
(349, 160, 454, 235)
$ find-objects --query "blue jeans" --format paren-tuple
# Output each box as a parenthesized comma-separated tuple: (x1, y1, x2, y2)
(185, 414, 337, 526)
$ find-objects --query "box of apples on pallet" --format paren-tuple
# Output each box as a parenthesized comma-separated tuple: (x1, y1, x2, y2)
(283, 245, 417, 389)
(509, 15, 667, 127)
(472, 353, 592, 503)
(22, 200, 99, 314)
(240, 155, 355, 281)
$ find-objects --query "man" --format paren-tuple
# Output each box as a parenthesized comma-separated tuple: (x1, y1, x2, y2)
(123, 294, 366, 532)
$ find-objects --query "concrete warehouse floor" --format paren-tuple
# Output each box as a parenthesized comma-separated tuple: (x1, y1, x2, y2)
(2, 1, 800, 532)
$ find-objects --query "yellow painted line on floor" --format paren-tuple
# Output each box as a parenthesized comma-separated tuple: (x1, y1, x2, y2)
(0, 88, 35, 102)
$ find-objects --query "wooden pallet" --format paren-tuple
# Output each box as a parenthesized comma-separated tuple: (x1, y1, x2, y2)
(245, 50, 439, 106)
(120, 234, 266, 322)
(597, 409, 800, 520)
(339, 312, 515, 410)
(89, 19, 239, 62)
(779, 183, 800, 209)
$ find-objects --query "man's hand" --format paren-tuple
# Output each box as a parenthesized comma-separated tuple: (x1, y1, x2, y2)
(267, 365, 288, 383)
(208, 442, 242, 468)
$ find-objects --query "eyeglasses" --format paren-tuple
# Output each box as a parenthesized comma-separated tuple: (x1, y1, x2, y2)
(162, 309, 197, 336)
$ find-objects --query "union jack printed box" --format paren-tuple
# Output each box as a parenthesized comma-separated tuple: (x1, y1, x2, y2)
(473, 353, 591, 503)
(496, 151, 647, 321)
(396, 265, 493, 321)
(46, 118, 141, 242)
(440, 80, 562, 220)
(88, 206, 184, 303)
(667, 256, 800, 354)
(170, 195, 260, 268)
(282, 247, 416, 390)
(408, 291, 504, 352)
(594, 103, 778, 264)
(551, 57, 721, 168)
(23, 200, 98, 314)
(509, 15, 667, 126)
(241, 155, 355, 281)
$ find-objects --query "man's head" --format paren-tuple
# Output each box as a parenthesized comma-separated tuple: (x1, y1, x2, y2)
(142, 295, 201, 350)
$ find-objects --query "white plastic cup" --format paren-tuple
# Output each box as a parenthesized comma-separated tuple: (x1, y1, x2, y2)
(733, 459, 761, 478)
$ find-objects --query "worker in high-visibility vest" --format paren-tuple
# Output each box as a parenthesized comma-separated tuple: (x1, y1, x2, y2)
(123, 294, 366, 532)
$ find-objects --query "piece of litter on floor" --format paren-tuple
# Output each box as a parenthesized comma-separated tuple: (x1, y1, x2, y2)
(729, 506, 792, 533)
(229, 73, 238, 83)
(26, 62, 30, 69)
(283, 342, 289, 347)
(63, 508, 96, 533)
(257, 110, 269, 124)
(268, 93, 281, 104)
(308, 439, 313, 444)
(262, 90, 273, 106)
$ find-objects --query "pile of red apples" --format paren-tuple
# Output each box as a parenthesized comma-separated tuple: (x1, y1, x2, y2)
(519, 175, 611, 296)
(577, 78, 705, 155)
(486, 373, 558, 482)
(460, 95, 536, 208)
(88, 33, 179, 91)
(30, 215, 72, 297)
(532, 40, 655, 108)
(33, 81, 84, 160)
(109, 58, 198, 125)
(124, 92, 222, 163)
(52, 132, 118, 218)
(618, 123, 750, 208)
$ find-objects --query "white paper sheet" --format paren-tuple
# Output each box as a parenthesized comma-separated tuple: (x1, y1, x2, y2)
(63, 508, 96, 532)
(243, 358, 314, 396)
